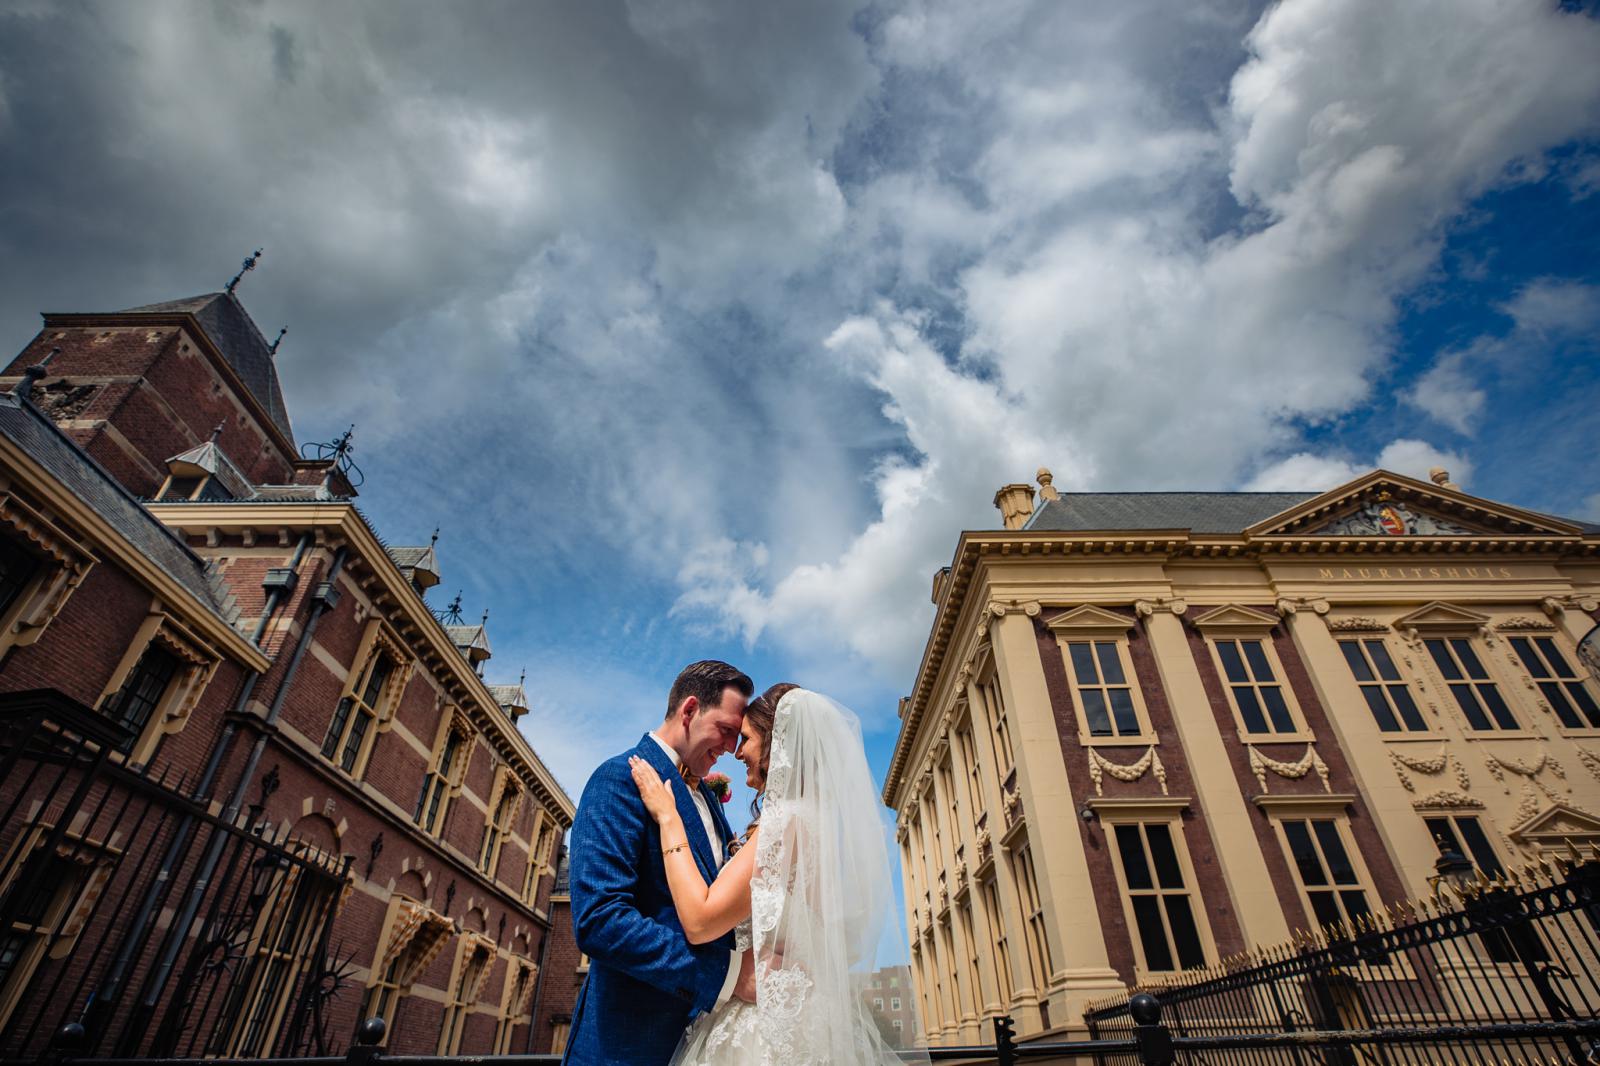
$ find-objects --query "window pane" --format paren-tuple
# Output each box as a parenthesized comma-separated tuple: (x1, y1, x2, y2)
(1080, 690, 1112, 736)
(361, 655, 391, 707)
(1260, 686, 1295, 733)
(1144, 824, 1184, 890)
(1389, 685, 1426, 731)
(1568, 682, 1600, 727)
(0, 536, 39, 616)
(323, 699, 352, 758)
(1366, 641, 1401, 681)
(1233, 687, 1268, 733)
(1425, 640, 1461, 680)
(1164, 896, 1207, 969)
(1540, 682, 1583, 729)
(1360, 687, 1400, 732)
(1425, 818, 1462, 856)
(1453, 818, 1503, 876)
(1312, 821, 1357, 885)
(1216, 641, 1248, 684)
(1448, 685, 1491, 730)
(1282, 821, 1327, 886)
(1108, 690, 1140, 735)
(1478, 684, 1517, 730)
(1069, 643, 1099, 686)
(1452, 640, 1488, 680)
(1340, 890, 1373, 929)
(1307, 890, 1343, 931)
(1242, 640, 1275, 682)
(1115, 825, 1152, 890)
(1095, 642, 1127, 685)
(1535, 638, 1574, 676)
(341, 710, 372, 771)
(1130, 896, 1173, 972)
(1511, 637, 1548, 678)
(1340, 641, 1375, 682)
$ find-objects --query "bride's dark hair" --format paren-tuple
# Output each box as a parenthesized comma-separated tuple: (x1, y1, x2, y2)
(743, 682, 798, 827)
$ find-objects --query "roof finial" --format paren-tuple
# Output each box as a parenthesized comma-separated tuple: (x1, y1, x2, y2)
(430, 526, 440, 549)
(269, 327, 287, 356)
(518, 667, 526, 687)
(210, 422, 225, 442)
(225, 248, 264, 296)
(480, 608, 490, 627)
(1428, 467, 1459, 492)
(1036, 467, 1060, 501)
(14, 347, 59, 402)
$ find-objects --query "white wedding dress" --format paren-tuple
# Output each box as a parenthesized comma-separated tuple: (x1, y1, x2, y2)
(668, 690, 924, 1066)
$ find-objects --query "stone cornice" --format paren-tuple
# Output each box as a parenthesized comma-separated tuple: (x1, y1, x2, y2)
(148, 501, 574, 822)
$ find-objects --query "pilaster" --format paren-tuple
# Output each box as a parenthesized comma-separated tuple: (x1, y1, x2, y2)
(988, 607, 1123, 1032)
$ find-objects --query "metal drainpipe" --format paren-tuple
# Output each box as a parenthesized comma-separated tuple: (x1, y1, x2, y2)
(523, 841, 565, 1055)
(135, 547, 349, 1020)
(89, 531, 313, 1041)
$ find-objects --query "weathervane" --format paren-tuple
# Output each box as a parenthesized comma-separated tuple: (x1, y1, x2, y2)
(435, 591, 466, 625)
(299, 424, 365, 488)
(269, 327, 287, 356)
(225, 248, 264, 295)
(430, 527, 440, 549)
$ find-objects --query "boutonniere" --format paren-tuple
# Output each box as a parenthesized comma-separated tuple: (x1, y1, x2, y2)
(702, 772, 732, 803)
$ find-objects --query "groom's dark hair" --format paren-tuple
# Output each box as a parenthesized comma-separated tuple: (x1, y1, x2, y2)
(666, 660, 753, 720)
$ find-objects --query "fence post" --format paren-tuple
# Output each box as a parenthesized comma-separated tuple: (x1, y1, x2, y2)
(345, 1018, 386, 1066)
(993, 1014, 1016, 1066)
(1128, 993, 1173, 1066)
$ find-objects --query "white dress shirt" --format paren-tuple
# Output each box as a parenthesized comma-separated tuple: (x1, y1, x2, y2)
(649, 732, 740, 1006)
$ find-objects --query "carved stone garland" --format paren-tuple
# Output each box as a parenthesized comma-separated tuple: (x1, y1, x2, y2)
(1575, 748, 1600, 786)
(1481, 750, 1569, 822)
(1249, 744, 1331, 794)
(1388, 745, 1472, 793)
(1086, 745, 1168, 796)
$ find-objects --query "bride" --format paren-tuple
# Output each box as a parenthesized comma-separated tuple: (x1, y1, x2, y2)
(628, 683, 924, 1065)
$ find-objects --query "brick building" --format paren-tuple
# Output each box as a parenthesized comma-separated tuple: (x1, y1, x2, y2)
(529, 854, 583, 1056)
(888, 467, 1600, 1045)
(0, 285, 576, 1057)
(861, 965, 917, 1047)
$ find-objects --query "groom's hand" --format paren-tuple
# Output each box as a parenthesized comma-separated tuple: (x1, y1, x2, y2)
(733, 949, 757, 1003)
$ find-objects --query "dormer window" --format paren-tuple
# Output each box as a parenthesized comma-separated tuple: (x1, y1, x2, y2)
(156, 440, 248, 503)
(159, 477, 203, 501)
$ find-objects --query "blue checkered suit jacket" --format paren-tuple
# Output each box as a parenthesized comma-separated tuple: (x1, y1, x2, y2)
(561, 734, 736, 1065)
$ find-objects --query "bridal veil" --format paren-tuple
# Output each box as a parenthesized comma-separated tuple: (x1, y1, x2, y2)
(748, 688, 928, 1064)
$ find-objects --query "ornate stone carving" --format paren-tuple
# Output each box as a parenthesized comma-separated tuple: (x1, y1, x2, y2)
(987, 599, 1041, 618)
(1135, 597, 1187, 617)
(1389, 745, 1471, 793)
(1574, 748, 1600, 785)
(1318, 502, 1474, 536)
(1249, 744, 1331, 794)
(1328, 617, 1387, 632)
(1412, 790, 1483, 810)
(1086, 745, 1168, 796)
(1275, 597, 1330, 616)
(975, 826, 992, 863)
(1496, 616, 1557, 632)
(1544, 595, 1600, 617)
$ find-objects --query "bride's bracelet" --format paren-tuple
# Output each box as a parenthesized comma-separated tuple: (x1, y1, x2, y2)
(662, 841, 690, 856)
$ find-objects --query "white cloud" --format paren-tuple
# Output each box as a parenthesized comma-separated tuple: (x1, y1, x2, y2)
(1244, 439, 1472, 492)
(1404, 353, 1486, 435)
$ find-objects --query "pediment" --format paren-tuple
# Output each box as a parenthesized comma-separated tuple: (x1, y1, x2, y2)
(1392, 601, 1491, 635)
(1246, 470, 1582, 540)
(1509, 802, 1600, 845)
(1044, 605, 1136, 638)
(1188, 603, 1280, 634)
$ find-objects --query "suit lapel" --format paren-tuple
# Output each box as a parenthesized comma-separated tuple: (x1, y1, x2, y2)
(635, 735, 717, 882)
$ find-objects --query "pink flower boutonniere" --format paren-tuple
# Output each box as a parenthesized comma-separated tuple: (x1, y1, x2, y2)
(702, 772, 732, 803)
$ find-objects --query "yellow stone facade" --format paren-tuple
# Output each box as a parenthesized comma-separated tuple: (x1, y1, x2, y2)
(884, 469, 1600, 1044)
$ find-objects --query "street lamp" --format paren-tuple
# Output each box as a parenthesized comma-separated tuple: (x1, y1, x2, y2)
(1429, 848, 1475, 900)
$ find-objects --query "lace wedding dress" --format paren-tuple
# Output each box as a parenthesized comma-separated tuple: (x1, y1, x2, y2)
(668, 690, 924, 1066)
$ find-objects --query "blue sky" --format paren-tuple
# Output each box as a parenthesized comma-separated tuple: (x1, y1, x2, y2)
(2, 0, 1599, 961)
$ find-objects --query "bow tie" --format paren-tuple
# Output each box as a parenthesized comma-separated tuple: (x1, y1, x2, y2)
(680, 765, 701, 790)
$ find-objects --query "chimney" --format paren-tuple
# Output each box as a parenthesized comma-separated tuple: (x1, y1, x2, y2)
(994, 482, 1036, 530)
(1428, 467, 1460, 492)
(1036, 467, 1060, 501)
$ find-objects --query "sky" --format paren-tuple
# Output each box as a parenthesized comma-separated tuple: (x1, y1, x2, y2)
(3, 0, 1600, 956)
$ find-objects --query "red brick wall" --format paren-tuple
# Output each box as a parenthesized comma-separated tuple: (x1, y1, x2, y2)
(531, 894, 582, 1056)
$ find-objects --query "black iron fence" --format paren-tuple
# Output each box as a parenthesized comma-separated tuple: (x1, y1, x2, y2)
(0, 690, 351, 1061)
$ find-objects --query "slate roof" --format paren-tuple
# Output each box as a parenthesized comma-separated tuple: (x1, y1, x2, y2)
(164, 440, 254, 501)
(1026, 491, 1600, 536)
(118, 293, 293, 441)
(446, 624, 492, 660)
(1026, 492, 1316, 534)
(0, 390, 239, 625)
(487, 683, 527, 714)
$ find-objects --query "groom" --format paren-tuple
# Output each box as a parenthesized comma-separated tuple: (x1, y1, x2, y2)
(563, 661, 755, 1065)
